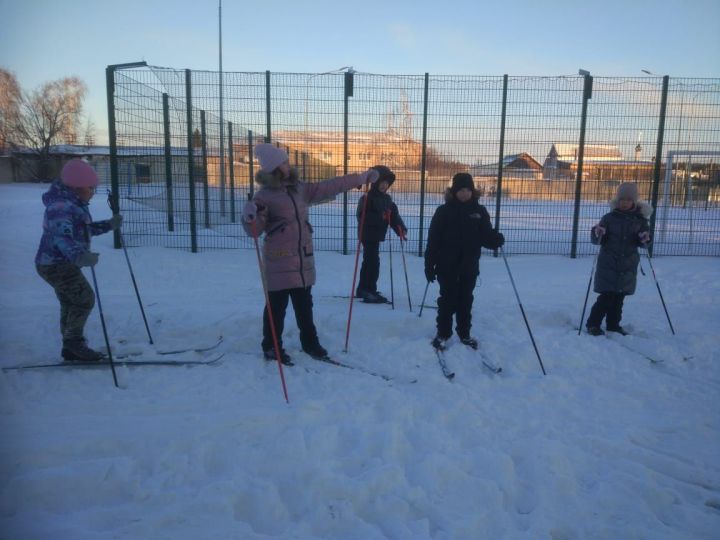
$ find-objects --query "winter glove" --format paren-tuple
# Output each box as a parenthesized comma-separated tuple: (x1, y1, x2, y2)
(424, 264, 436, 283)
(242, 201, 265, 223)
(638, 231, 651, 244)
(109, 214, 123, 230)
(358, 169, 380, 185)
(496, 232, 505, 248)
(76, 251, 99, 267)
(593, 224, 606, 239)
(397, 226, 408, 241)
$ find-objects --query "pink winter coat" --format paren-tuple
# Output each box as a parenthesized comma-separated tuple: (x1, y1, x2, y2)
(243, 169, 365, 291)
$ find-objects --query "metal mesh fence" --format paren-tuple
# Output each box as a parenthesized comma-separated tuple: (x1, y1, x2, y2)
(104, 66, 720, 257)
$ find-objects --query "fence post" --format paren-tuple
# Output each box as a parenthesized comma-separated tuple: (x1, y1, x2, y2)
(200, 110, 210, 228)
(185, 69, 198, 253)
(343, 70, 354, 255)
(418, 72, 430, 257)
(162, 93, 175, 231)
(248, 130, 255, 198)
(265, 70, 272, 143)
(649, 75, 670, 257)
(228, 121, 235, 222)
(570, 73, 593, 258)
(494, 74, 509, 258)
(105, 65, 121, 249)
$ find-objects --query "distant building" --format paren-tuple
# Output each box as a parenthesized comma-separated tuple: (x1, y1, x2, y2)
(471, 152, 543, 179)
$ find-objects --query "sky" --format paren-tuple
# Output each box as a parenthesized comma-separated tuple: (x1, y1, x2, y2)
(2, 0, 719, 143)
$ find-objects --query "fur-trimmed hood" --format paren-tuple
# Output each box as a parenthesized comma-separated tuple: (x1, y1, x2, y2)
(255, 168, 300, 189)
(443, 187, 481, 203)
(609, 197, 653, 219)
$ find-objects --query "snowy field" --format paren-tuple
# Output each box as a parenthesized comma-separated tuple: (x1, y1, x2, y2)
(1, 182, 719, 539)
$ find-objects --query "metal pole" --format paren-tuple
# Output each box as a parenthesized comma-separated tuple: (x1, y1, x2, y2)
(162, 93, 174, 231)
(494, 74, 508, 258)
(105, 66, 121, 250)
(218, 0, 226, 217)
(649, 75, 669, 257)
(228, 121, 236, 222)
(185, 69, 198, 253)
(248, 130, 255, 198)
(418, 280, 430, 318)
(418, 73, 429, 257)
(342, 71, 353, 255)
(577, 253, 599, 335)
(570, 74, 593, 258)
(200, 110, 210, 228)
(265, 70, 271, 143)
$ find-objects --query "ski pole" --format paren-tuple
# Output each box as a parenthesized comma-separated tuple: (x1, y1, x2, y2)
(418, 280, 430, 318)
(577, 252, 599, 335)
(387, 216, 395, 310)
(107, 192, 154, 344)
(344, 182, 371, 352)
(83, 225, 119, 388)
(397, 228, 413, 312)
(250, 217, 289, 403)
(646, 253, 676, 335)
(500, 247, 547, 376)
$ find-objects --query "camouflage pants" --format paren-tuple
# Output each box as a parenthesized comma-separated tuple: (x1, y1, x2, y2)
(36, 263, 95, 343)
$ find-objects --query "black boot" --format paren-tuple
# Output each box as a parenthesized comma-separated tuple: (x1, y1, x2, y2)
(586, 326, 605, 336)
(263, 348, 294, 366)
(303, 344, 329, 360)
(62, 338, 104, 362)
(606, 325, 629, 336)
(460, 336, 479, 350)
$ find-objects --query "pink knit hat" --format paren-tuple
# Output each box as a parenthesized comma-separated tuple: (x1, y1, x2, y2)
(255, 143, 288, 173)
(61, 159, 99, 188)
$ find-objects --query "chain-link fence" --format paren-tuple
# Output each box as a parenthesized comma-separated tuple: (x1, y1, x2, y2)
(104, 64, 720, 257)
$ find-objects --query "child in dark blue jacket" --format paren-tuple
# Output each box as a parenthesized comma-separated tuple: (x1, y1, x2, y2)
(356, 165, 407, 304)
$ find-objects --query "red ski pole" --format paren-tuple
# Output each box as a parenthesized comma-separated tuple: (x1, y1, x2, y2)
(250, 218, 289, 403)
(344, 182, 372, 352)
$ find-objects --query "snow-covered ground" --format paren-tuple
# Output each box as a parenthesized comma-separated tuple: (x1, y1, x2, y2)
(1, 182, 719, 539)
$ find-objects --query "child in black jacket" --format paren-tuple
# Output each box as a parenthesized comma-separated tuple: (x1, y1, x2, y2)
(424, 173, 504, 349)
(356, 165, 407, 304)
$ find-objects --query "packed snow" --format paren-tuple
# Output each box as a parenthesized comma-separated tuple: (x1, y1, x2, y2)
(1, 182, 719, 539)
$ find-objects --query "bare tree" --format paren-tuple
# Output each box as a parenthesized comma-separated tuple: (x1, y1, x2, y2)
(83, 116, 96, 146)
(0, 69, 21, 153)
(8, 75, 87, 179)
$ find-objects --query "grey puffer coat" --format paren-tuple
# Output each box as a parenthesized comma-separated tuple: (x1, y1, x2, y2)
(243, 169, 365, 291)
(592, 200, 653, 295)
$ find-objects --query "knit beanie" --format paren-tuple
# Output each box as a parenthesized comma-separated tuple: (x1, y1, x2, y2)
(255, 143, 288, 173)
(61, 159, 98, 188)
(451, 172, 475, 193)
(616, 182, 638, 202)
(371, 165, 396, 186)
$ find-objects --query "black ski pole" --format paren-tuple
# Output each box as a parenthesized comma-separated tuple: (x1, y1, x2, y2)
(418, 280, 430, 318)
(500, 247, 547, 375)
(398, 231, 413, 312)
(84, 225, 119, 388)
(107, 191, 154, 344)
(578, 252, 599, 336)
(646, 253, 676, 335)
(388, 231, 395, 310)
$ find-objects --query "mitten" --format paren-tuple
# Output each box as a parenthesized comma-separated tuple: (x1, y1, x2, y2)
(593, 224, 606, 239)
(76, 252, 99, 267)
(638, 231, 650, 244)
(424, 264, 436, 283)
(109, 214, 123, 230)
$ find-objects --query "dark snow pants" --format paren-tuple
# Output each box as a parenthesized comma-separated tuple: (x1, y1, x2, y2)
(586, 291, 627, 329)
(357, 240, 381, 294)
(436, 272, 477, 340)
(36, 263, 95, 343)
(262, 286, 320, 352)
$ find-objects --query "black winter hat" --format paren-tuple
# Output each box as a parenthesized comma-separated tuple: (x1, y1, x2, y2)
(451, 172, 475, 193)
(371, 165, 396, 186)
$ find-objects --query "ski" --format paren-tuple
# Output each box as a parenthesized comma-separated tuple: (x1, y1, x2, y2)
(481, 358, 503, 374)
(323, 295, 392, 305)
(114, 336, 223, 359)
(433, 344, 455, 380)
(459, 338, 503, 374)
(604, 333, 664, 364)
(310, 355, 416, 383)
(3, 353, 225, 371)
